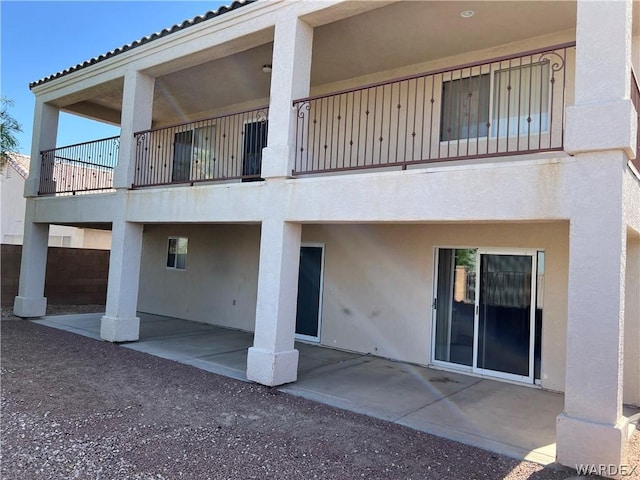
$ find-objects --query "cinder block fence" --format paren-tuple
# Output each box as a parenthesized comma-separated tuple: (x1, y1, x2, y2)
(1, 244, 109, 306)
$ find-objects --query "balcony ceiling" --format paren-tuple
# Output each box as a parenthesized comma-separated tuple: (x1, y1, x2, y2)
(311, 1, 579, 85)
(63, 0, 589, 127)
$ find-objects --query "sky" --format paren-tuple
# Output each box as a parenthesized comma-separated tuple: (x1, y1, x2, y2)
(1, 0, 228, 155)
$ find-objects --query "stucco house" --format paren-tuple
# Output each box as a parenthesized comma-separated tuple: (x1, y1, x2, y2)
(13, 0, 640, 472)
(1, 153, 111, 249)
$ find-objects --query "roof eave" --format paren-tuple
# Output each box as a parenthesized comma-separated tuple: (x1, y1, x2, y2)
(29, 0, 258, 90)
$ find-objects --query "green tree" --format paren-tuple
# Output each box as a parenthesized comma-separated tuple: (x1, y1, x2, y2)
(1, 97, 22, 169)
(455, 248, 477, 269)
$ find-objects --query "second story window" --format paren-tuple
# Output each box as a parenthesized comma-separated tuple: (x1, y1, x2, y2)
(440, 61, 550, 142)
(167, 237, 188, 270)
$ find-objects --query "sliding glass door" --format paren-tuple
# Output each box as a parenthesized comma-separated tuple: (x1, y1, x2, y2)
(474, 251, 536, 382)
(433, 248, 540, 383)
(434, 248, 476, 367)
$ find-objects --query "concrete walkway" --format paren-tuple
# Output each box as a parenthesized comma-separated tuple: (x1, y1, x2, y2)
(32, 311, 631, 466)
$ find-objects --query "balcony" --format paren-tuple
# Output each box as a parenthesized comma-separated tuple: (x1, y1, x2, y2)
(38, 136, 119, 195)
(132, 106, 268, 188)
(293, 43, 575, 175)
(37, 44, 581, 196)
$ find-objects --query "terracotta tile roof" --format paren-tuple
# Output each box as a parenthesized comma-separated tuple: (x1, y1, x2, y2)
(6, 153, 30, 179)
(29, 0, 256, 90)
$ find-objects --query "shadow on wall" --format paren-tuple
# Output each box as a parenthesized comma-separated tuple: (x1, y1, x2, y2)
(0, 244, 109, 306)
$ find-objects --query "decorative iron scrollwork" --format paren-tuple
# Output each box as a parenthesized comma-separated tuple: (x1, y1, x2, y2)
(256, 108, 269, 124)
(296, 101, 310, 119)
(538, 50, 565, 73)
(135, 132, 148, 147)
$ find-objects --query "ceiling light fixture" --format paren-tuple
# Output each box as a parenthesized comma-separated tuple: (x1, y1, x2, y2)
(262, 64, 272, 73)
(459, 9, 475, 18)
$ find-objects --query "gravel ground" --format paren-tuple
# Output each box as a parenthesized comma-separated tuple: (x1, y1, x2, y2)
(1, 307, 637, 480)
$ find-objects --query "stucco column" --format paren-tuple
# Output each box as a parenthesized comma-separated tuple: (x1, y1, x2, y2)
(624, 234, 640, 406)
(14, 97, 58, 316)
(247, 219, 302, 386)
(100, 219, 143, 342)
(25, 99, 59, 197)
(557, 153, 628, 468)
(13, 200, 49, 317)
(557, 0, 635, 472)
(113, 70, 154, 189)
(261, 12, 313, 178)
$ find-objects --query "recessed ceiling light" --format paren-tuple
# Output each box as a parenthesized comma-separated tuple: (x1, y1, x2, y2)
(460, 10, 475, 18)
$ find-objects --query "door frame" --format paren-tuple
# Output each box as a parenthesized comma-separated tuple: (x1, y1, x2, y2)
(295, 243, 325, 343)
(430, 246, 539, 384)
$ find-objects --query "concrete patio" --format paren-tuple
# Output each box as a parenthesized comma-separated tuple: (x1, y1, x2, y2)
(31, 311, 638, 466)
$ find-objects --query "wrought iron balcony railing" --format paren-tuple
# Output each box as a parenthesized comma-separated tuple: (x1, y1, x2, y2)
(133, 106, 269, 188)
(293, 43, 575, 175)
(38, 136, 119, 195)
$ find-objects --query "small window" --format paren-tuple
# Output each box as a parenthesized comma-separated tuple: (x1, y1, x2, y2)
(167, 237, 188, 270)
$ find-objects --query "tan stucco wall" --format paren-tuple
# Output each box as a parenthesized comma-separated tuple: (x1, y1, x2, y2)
(302, 223, 432, 365)
(302, 222, 569, 392)
(78, 229, 112, 250)
(137, 221, 569, 392)
(137, 223, 260, 331)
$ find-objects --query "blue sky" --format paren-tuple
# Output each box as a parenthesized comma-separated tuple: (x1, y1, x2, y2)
(1, 0, 227, 154)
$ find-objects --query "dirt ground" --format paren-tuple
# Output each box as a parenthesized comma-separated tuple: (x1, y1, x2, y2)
(1, 309, 638, 480)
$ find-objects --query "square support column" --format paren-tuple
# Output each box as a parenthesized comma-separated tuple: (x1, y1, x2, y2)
(247, 219, 302, 386)
(13, 201, 49, 317)
(113, 70, 154, 189)
(261, 13, 313, 179)
(557, 153, 629, 470)
(100, 220, 143, 342)
(25, 100, 59, 197)
(557, 1, 636, 473)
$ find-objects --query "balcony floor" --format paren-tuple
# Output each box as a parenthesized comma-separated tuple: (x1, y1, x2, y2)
(32, 312, 639, 466)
